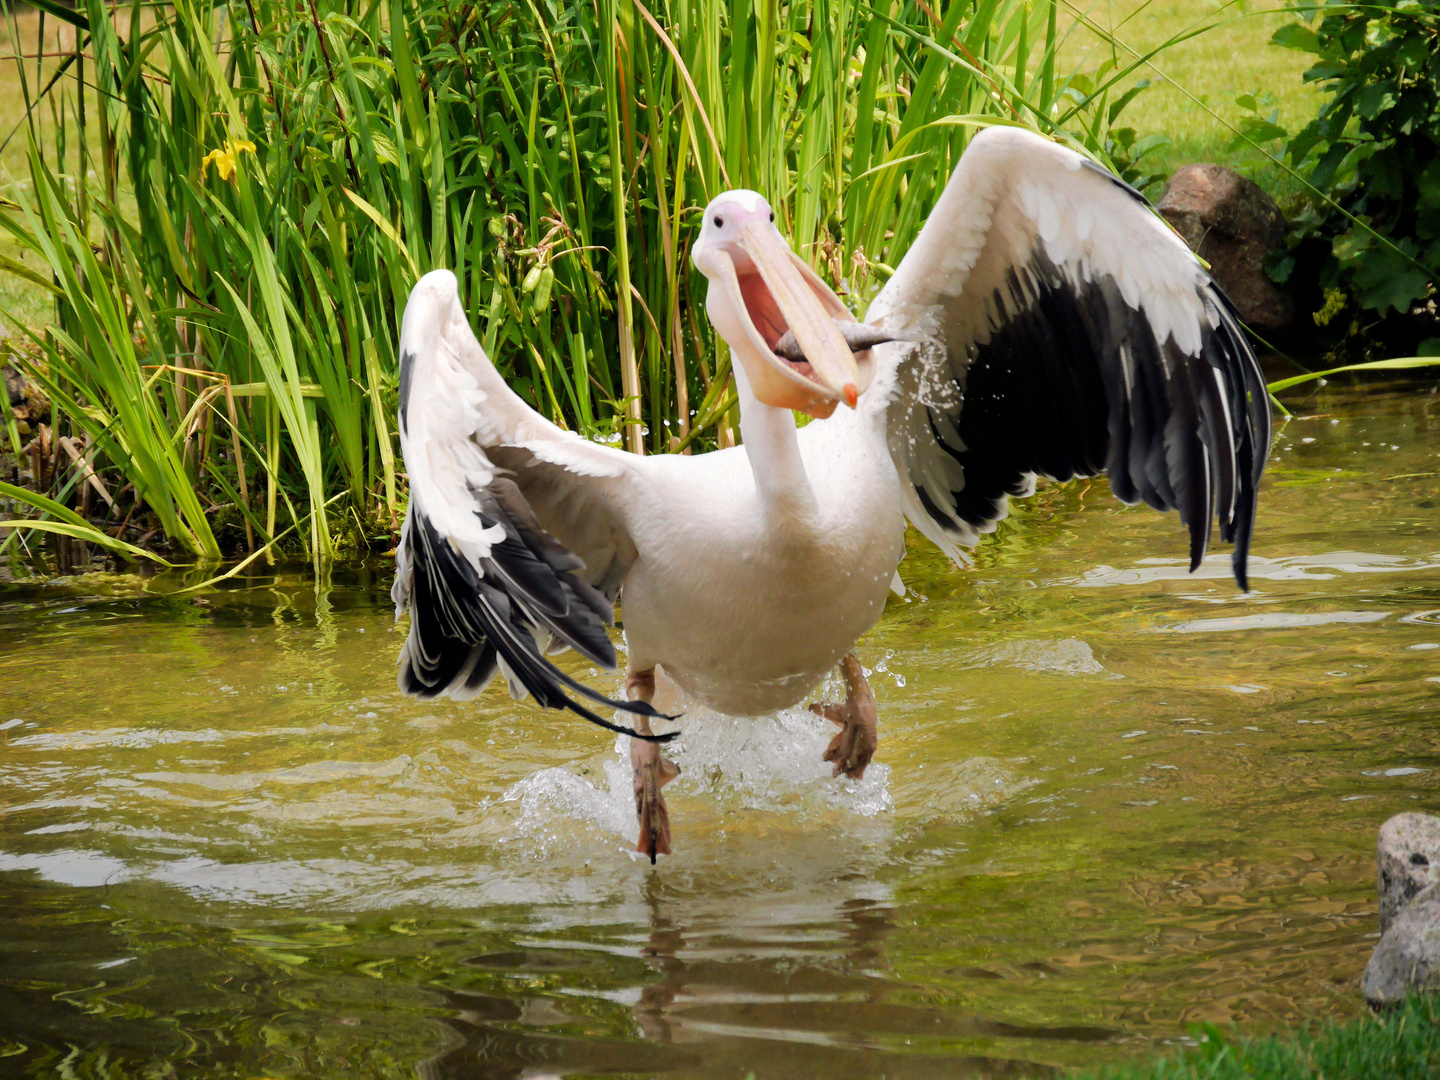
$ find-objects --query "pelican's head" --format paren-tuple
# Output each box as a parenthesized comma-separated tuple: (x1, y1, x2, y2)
(691, 190, 874, 418)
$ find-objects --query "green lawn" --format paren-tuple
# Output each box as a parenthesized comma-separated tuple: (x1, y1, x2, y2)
(1061, 0, 1320, 207)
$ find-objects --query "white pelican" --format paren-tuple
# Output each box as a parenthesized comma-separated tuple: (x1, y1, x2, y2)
(391, 127, 1271, 862)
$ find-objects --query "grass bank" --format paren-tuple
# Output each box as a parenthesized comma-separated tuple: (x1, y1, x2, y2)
(1078, 994, 1440, 1080)
(1058, 0, 1321, 207)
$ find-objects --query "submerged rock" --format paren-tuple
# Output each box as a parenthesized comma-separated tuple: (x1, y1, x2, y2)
(1378, 812, 1440, 933)
(1157, 164, 1294, 336)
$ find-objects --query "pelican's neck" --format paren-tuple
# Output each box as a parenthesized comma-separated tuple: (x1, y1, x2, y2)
(733, 361, 818, 521)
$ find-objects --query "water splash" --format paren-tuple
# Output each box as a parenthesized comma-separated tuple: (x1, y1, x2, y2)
(497, 704, 893, 856)
(498, 756, 636, 857)
(664, 706, 893, 817)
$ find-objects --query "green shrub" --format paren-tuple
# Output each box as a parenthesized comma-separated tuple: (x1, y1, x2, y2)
(1270, 0, 1440, 330)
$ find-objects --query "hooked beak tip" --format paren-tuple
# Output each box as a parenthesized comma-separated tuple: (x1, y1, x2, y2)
(843, 383, 859, 408)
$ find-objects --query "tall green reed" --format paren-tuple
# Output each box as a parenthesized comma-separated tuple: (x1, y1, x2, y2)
(0, 0, 1166, 565)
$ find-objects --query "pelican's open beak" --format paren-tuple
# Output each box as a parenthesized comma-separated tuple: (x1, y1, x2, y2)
(700, 221, 874, 418)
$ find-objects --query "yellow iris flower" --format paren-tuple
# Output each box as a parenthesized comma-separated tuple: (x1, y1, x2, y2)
(201, 138, 257, 182)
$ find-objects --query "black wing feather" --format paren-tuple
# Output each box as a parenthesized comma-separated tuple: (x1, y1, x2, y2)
(395, 337, 669, 741)
(397, 500, 675, 742)
(929, 249, 1269, 589)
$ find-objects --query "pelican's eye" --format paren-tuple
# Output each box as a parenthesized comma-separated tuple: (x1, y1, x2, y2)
(713, 215, 724, 228)
(769, 211, 775, 222)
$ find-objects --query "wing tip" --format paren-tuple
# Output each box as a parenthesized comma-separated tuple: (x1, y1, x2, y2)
(398, 490, 673, 741)
(1229, 506, 1257, 593)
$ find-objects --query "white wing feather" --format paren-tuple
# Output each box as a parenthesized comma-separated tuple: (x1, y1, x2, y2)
(392, 271, 664, 735)
(864, 126, 1270, 585)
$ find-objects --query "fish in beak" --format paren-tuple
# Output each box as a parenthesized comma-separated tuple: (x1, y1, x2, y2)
(692, 190, 884, 417)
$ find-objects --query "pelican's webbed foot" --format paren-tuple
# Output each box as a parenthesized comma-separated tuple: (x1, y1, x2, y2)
(810, 653, 877, 780)
(628, 669, 680, 863)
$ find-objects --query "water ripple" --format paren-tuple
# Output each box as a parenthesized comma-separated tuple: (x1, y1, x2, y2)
(1061, 550, 1440, 587)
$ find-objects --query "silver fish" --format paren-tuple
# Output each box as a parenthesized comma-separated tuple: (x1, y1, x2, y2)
(773, 320, 907, 363)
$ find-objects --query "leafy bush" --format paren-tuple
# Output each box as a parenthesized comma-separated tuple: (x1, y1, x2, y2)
(1270, 0, 1440, 328)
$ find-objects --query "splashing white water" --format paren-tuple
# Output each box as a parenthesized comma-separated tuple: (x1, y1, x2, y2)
(498, 703, 893, 856)
(664, 706, 892, 815)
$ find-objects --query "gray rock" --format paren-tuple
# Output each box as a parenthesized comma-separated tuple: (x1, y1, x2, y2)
(3, 362, 25, 409)
(1378, 812, 1440, 933)
(1363, 882, 1440, 1007)
(3, 361, 48, 431)
(1157, 164, 1294, 336)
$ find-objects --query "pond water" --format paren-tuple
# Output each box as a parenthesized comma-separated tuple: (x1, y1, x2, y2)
(1, 380, 1438, 1079)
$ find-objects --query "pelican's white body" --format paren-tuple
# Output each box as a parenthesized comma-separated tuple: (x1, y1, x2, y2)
(616, 388, 905, 715)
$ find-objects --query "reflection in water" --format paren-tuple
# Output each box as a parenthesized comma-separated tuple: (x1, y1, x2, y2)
(1, 381, 1438, 1077)
(1062, 550, 1440, 588)
(1160, 610, 1390, 633)
(417, 881, 1083, 1079)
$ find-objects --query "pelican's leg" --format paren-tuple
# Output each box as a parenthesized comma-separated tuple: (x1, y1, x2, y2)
(626, 668, 680, 864)
(810, 653, 878, 780)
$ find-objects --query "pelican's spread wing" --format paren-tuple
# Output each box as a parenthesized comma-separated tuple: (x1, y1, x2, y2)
(393, 270, 667, 739)
(867, 126, 1270, 588)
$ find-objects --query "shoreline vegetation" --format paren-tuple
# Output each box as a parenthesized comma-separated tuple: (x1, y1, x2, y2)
(1080, 994, 1440, 1080)
(0, 0, 1333, 573)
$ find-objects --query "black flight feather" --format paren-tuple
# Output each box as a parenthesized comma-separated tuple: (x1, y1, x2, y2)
(918, 244, 1269, 591)
(395, 487, 676, 744)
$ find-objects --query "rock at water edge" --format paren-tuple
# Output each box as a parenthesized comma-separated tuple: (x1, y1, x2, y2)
(1157, 164, 1294, 336)
(1363, 882, 1440, 1007)
(1377, 812, 1440, 933)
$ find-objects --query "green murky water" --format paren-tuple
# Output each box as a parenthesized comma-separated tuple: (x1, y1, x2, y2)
(1, 380, 1438, 1079)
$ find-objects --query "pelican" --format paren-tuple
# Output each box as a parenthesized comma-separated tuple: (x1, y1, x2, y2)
(391, 127, 1270, 861)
